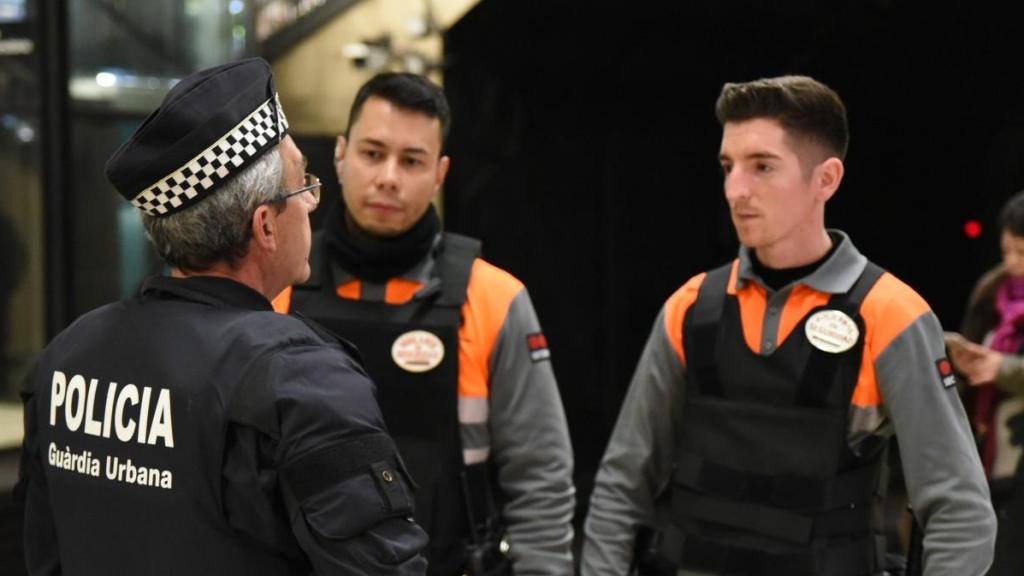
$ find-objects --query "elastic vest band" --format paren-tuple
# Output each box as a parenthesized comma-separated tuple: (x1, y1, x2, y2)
(652, 528, 881, 576)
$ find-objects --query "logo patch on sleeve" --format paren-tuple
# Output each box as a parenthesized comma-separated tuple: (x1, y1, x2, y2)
(526, 332, 551, 362)
(936, 357, 958, 388)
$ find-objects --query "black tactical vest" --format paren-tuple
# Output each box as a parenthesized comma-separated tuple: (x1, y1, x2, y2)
(291, 232, 482, 576)
(659, 261, 888, 576)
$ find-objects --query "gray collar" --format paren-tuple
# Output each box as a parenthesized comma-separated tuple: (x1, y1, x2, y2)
(735, 229, 868, 294)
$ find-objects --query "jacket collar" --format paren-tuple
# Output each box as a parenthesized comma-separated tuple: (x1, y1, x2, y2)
(141, 275, 273, 311)
(735, 229, 868, 294)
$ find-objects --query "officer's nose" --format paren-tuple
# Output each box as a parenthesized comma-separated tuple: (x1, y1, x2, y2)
(723, 169, 750, 203)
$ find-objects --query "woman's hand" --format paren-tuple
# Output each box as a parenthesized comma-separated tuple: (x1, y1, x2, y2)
(948, 339, 1004, 386)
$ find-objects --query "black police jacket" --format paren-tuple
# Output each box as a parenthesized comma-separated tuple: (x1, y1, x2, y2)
(18, 275, 427, 575)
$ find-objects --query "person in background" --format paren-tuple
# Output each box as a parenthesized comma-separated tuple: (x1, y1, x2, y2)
(948, 188, 1024, 576)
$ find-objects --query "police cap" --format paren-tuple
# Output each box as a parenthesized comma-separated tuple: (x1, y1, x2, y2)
(105, 57, 289, 217)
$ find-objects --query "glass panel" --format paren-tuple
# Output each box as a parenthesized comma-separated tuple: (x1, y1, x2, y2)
(66, 0, 256, 315)
(0, 0, 26, 23)
(0, 0, 42, 436)
(1, 14, 38, 569)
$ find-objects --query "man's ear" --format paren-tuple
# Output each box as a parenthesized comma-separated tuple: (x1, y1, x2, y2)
(334, 135, 347, 178)
(816, 157, 844, 202)
(434, 155, 451, 197)
(251, 204, 278, 252)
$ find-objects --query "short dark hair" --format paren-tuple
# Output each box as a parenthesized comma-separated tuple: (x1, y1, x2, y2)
(715, 75, 849, 161)
(1000, 190, 1024, 236)
(346, 72, 450, 148)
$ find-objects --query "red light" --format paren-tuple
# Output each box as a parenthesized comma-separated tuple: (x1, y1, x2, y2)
(964, 220, 983, 239)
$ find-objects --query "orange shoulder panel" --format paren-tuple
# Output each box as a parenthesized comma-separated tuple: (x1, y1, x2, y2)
(385, 278, 423, 304)
(667, 261, 746, 361)
(734, 282, 767, 354)
(459, 259, 525, 398)
(663, 271, 711, 367)
(850, 271, 932, 407)
(336, 280, 361, 300)
(270, 280, 361, 313)
(271, 285, 292, 314)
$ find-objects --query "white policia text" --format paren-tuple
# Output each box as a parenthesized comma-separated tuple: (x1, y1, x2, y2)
(49, 370, 174, 448)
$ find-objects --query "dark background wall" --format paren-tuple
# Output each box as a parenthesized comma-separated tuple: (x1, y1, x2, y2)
(442, 0, 1024, 526)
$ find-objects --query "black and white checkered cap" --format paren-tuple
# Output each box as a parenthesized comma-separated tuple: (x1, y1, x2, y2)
(106, 58, 289, 218)
(131, 94, 288, 216)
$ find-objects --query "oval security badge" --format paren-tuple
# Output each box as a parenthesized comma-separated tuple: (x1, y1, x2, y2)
(391, 330, 445, 373)
(804, 309, 860, 354)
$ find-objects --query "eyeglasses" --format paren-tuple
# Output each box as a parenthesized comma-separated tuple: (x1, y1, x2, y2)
(268, 173, 321, 207)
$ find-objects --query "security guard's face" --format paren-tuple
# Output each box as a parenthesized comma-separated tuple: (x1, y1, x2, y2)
(719, 118, 840, 264)
(335, 96, 450, 238)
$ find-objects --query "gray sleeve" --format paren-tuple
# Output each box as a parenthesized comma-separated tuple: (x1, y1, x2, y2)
(875, 310, 996, 576)
(581, 307, 682, 576)
(488, 289, 576, 575)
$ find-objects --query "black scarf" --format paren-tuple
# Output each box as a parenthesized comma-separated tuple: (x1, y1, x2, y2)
(323, 199, 440, 283)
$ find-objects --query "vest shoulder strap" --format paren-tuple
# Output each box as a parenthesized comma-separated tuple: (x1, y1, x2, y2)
(796, 261, 886, 407)
(434, 232, 482, 308)
(684, 262, 733, 397)
(832, 261, 886, 313)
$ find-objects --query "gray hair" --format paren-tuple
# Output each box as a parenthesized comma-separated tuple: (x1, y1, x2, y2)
(142, 147, 283, 271)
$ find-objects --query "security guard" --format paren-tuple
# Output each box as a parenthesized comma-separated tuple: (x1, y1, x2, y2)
(18, 58, 427, 575)
(581, 76, 996, 575)
(273, 73, 575, 575)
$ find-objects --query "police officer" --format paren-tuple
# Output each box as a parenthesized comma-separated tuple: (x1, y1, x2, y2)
(581, 76, 996, 575)
(18, 58, 427, 575)
(272, 73, 575, 575)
